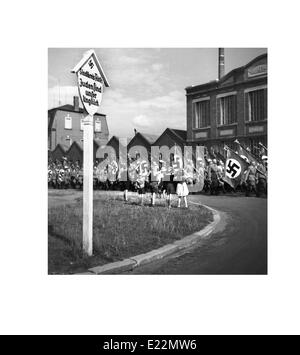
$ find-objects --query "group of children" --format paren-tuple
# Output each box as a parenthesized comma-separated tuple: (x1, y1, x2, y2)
(123, 154, 191, 209)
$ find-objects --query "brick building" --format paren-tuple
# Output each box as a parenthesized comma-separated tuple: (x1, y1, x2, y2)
(185, 52, 267, 157)
(48, 96, 109, 151)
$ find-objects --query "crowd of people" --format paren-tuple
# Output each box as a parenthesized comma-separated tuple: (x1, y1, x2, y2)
(48, 150, 267, 208)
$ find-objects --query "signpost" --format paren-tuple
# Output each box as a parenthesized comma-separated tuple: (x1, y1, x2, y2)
(71, 50, 109, 256)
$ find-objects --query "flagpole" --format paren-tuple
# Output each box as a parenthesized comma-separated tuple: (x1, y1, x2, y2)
(259, 142, 268, 151)
(234, 139, 262, 163)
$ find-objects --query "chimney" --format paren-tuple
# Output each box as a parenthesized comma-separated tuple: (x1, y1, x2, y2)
(134, 128, 137, 136)
(73, 96, 79, 112)
(218, 48, 225, 79)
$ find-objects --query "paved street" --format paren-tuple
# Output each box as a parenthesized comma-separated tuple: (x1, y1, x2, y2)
(125, 194, 267, 275)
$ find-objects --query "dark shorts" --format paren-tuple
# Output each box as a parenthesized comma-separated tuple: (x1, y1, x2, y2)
(166, 182, 176, 195)
(138, 187, 146, 195)
(122, 180, 131, 190)
(150, 181, 159, 193)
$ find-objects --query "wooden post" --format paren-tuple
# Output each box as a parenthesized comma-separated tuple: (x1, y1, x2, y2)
(83, 114, 94, 256)
(71, 49, 109, 257)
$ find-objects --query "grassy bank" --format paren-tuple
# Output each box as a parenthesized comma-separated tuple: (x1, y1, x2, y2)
(48, 194, 213, 274)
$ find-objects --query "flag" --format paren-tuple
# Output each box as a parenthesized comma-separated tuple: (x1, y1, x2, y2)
(234, 140, 260, 165)
(223, 147, 249, 189)
(259, 142, 268, 152)
(216, 151, 226, 163)
(204, 146, 213, 163)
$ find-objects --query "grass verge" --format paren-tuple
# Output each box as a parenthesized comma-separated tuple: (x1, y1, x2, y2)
(48, 193, 213, 274)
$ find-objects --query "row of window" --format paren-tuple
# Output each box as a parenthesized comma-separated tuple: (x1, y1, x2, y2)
(193, 87, 267, 129)
(64, 114, 102, 132)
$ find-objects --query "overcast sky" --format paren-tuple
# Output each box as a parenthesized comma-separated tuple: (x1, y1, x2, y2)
(48, 48, 267, 138)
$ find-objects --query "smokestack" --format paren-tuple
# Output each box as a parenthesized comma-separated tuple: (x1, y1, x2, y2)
(73, 96, 79, 112)
(218, 48, 225, 79)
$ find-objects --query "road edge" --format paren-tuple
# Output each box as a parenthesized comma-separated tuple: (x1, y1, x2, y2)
(77, 203, 221, 275)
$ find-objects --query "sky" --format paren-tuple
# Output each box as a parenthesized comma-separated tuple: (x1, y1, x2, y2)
(48, 48, 267, 138)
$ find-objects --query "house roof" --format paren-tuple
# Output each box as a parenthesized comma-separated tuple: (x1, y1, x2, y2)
(48, 104, 106, 116)
(153, 128, 187, 146)
(168, 129, 187, 142)
(52, 143, 67, 152)
(75, 139, 101, 149)
(138, 132, 159, 144)
(107, 135, 131, 147)
(69, 140, 83, 151)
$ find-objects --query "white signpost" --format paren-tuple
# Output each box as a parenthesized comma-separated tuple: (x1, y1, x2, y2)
(71, 50, 109, 256)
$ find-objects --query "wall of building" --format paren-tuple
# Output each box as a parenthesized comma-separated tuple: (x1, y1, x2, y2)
(49, 109, 109, 150)
(186, 54, 267, 154)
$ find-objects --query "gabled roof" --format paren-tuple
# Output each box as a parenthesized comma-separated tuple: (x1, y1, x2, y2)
(153, 128, 187, 146)
(139, 132, 159, 144)
(74, 139, 102, 150)
(53, 143, 67, 152)
(107, 135, 130, 148)
(127, 132, 159, 150)
(68, 140, 83, 152)
(168, 128, 187, 142)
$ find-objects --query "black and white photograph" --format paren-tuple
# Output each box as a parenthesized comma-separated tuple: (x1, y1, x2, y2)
(2, 0, 300, 337)
(48, 48, 267, 275)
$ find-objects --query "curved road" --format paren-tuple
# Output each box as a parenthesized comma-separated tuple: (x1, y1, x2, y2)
(125, 194, 267, 275)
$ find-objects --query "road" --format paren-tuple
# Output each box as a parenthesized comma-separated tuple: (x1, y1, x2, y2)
(125, 194, 267, 275)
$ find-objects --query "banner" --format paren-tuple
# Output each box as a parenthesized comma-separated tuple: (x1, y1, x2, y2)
(223, 147, 249, 189)
(234, 140, 255, 164)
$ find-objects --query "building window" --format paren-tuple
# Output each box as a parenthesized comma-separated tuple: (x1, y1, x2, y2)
(80, 117, 84, 131)
(218, 95, 237, 125)
(193, 100, 210, 128)
(66, 136, 72, 146)
(247, 88, 267, 122)
(95, 118, 101, 132)
(64, 114, 72, 129)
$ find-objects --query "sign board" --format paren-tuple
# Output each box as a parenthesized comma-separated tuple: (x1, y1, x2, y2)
(219, 129, 234, 136)
(71, 50, 109, 256)
(249, 125, 264, 133)
(248, 64, 267, 77)
(195, 131, 208, 139)
(72, 50, 109, 115)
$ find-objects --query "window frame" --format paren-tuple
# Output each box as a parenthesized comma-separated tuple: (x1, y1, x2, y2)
(80, 116, 84, 131)
(64, 113, 72, 130)
(192, 97, 210, 129)
(216, 91, 237, 126)
(245, 85, 267, 123)
(94, 118, 102, 133)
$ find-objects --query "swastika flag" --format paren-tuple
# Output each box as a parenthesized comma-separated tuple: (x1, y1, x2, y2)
(223, 148, 249, 189)
(235, 140, 260, 166)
